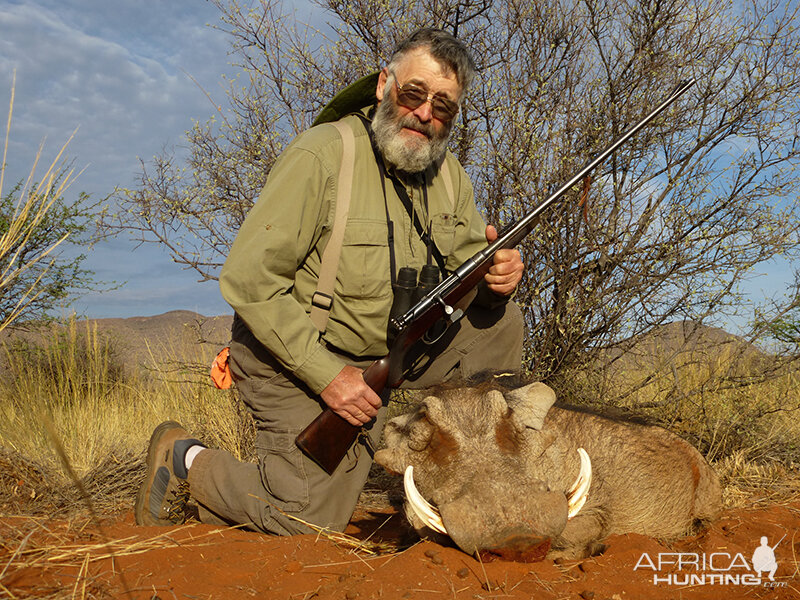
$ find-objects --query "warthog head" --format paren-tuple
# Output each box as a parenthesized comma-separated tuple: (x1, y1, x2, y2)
(374, 376, 590, 562)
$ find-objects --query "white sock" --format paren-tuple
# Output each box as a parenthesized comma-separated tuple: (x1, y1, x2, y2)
(184, 445, 205, 472)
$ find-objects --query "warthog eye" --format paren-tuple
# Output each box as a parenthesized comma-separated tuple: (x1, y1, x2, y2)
(405, 413, 458, 465)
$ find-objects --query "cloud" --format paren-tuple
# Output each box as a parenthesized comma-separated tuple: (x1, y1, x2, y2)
(0, 1, 235, 318)
(0, 1, 231, 197)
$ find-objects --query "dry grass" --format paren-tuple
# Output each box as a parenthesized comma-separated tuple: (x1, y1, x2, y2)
(275, 505, 400, 556)
(2, 317, 799, 520)
(1, 519, 231, 571)
(0, 318, 257, 597)
(0, 316, 254, 518)
(566, 340, 800, 507)
(579, 341, 800, 453)
(715, 450, 800, 508)
(0, 72, 82, 335)
(0, 516, 248, 599)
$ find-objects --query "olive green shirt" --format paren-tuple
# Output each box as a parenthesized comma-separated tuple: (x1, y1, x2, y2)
(219, 112, 490, 394)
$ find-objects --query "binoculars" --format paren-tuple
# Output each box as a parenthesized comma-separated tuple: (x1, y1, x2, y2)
(387, 265, 440, 344)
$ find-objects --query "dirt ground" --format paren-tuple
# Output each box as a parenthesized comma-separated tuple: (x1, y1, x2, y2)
(2, 494, 799, 600)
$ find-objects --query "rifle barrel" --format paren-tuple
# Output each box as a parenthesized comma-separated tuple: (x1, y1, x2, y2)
(299, 78, 697, 475)
(394, 79, 696, 331)
(491, 79, 697, 256)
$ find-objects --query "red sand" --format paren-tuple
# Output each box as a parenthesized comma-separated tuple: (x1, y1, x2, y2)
(2, 500, 798, 599)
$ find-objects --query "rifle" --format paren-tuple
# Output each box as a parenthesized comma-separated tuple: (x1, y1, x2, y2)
(295, 79, 696, 475)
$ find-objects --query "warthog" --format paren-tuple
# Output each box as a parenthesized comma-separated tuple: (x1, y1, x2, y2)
(374, 374, 722, 561)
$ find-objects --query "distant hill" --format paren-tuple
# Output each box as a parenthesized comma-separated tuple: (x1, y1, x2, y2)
(89, 310, 234, 371)
(601, 320, 772, 376)
(2, 311, 234, 374)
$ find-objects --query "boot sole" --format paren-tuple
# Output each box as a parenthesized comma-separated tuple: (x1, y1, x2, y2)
(134, 421, 183, 526)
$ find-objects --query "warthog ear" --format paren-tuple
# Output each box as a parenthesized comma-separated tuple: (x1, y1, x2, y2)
(506, 382, 556, 430)
(485, 389, 510, 419)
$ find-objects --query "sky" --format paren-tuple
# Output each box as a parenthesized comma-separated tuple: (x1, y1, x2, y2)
(0, 1, 795, 325)
(0, 1, 247, 318)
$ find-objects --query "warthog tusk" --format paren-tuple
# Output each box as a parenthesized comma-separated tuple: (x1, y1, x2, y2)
(567, 447, 592, 519)
(404, 465, 448, 535)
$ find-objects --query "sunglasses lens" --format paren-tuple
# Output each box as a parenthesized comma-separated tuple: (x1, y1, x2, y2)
(432, 98, 458, 121)
(396, 82, 459, 121)
(397, 87, 427, 109)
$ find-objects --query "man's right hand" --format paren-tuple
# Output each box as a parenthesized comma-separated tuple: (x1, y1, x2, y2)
(320, 365, 383, 426)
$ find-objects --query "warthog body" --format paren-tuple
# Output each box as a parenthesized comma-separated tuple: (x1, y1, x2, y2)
(374, 375, 721, 561)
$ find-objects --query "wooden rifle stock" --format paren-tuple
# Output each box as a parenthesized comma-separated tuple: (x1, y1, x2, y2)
(294, 268, 487, 475)
(295, 79, 697, 475)
(295, 357, 390, 475)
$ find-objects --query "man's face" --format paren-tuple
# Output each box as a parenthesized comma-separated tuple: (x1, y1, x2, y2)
(372, 49, 462, 173)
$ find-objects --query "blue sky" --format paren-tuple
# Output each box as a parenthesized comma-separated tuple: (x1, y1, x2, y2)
(1, 1, 244, 318)
(1, 1, 794, 325)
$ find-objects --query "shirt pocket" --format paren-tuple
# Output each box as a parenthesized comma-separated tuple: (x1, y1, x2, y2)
(431, 212, 457, 258)
(337, 218, 391, 299)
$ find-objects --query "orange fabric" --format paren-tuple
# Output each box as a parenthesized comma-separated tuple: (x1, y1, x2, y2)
(210, 346, 233, 389)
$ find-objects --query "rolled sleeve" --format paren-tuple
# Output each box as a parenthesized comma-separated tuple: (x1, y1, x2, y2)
(220, 141, 345, 392)
(292, 343, 346, 394)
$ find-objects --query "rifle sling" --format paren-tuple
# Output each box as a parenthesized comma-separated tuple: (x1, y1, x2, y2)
(311, 116, 455, 332)
(310, 120, 355, 333)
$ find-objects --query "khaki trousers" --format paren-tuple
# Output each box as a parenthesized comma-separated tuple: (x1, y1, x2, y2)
(187, 300, 524, 535)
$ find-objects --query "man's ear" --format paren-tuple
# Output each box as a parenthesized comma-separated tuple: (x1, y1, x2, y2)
(376, 68, 389, 102)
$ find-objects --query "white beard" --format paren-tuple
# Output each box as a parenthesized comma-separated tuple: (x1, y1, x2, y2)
(371, 98, 452, 174)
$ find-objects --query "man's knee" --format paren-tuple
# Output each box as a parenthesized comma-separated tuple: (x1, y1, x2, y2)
(500, 301, 525, 350)
(461, 300, 525, 374)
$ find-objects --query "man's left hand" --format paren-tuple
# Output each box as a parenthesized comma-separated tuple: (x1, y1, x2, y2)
(484, 225, 524, 296)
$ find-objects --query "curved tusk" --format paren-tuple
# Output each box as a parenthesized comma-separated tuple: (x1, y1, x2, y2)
(566, 447, 592, 519)
(403, 465, 448, 535)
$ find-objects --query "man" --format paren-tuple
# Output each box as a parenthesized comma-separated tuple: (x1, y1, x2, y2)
(135, 28, 525, 535)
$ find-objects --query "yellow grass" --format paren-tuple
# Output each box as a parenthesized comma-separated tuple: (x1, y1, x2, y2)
(0, 317, 252, 486)
(577, 340, 800, 489)
(0, 71, 82, 334)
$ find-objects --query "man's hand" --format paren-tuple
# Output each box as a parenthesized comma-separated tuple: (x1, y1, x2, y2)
(320, 365, 382, 426)
(484, 225, 524, 296)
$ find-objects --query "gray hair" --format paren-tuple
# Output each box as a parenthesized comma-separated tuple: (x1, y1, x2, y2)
(387, 28, 476, 94)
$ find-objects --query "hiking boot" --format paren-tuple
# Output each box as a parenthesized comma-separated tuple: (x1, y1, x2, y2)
(135, 421, 204, 526)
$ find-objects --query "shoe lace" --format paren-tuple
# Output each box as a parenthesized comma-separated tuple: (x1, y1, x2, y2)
(165, 479, 191, 524)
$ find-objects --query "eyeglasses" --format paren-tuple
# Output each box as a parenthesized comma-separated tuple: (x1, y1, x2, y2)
(391, 76, 460, 122)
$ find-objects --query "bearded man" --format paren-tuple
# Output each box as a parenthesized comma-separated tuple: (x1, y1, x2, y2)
(135, 28, 525, 535)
